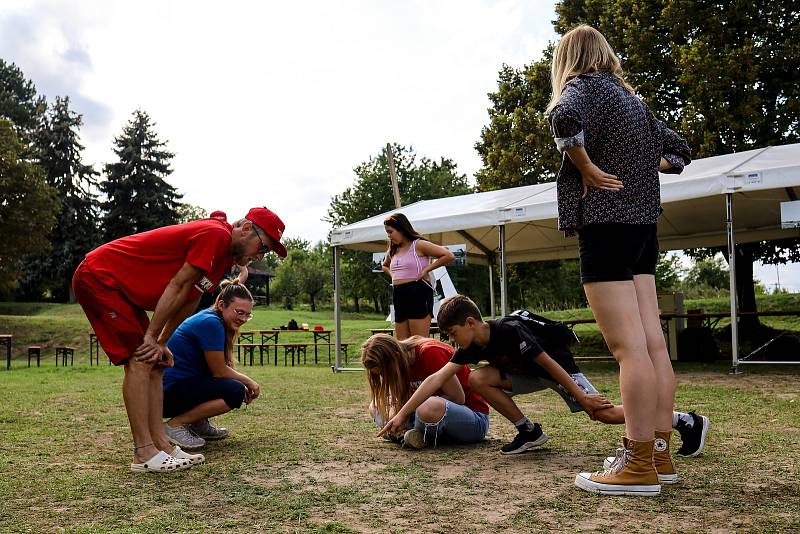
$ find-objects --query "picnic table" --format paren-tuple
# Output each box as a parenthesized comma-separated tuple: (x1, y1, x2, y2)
(1, 334, 11, 369)
(238, 329, 334, 364)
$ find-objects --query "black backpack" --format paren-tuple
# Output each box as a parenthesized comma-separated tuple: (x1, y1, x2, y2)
(508, 309, 579, 348)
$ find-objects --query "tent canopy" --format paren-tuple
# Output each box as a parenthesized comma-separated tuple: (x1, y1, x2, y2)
(330, 144, 800, 262)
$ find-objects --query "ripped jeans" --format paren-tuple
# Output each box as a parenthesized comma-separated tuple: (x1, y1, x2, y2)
(375, 397, 489, 447)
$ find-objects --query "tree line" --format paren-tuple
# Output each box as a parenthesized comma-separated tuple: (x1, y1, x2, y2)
(325, 0, 799, 332)
(3, 0, 797, 326)
(0, 60, 198, 301)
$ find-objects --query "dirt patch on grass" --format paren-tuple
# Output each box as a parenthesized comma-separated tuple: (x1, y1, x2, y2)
(4, 367, 800, 533)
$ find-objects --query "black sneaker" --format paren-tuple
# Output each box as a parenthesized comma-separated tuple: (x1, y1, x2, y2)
(675, 412, 710, 458)
(500, 424, 549, 455)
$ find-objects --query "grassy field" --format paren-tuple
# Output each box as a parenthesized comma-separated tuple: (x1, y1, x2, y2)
(0, 302, 389, 366)
(1, 362, 798, 533)
(4, 293, 799, 366)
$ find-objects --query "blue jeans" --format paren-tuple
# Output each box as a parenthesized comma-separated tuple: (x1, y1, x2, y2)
(375, 397, 489, 447)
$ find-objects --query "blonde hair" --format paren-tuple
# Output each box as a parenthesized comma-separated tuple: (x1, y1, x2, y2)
(213, 279, 253, 366)
(546, 24, 635, 113)
(361, 334, 430, 425)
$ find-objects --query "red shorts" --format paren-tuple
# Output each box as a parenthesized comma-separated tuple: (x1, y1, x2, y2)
(72, 260, 150, 365)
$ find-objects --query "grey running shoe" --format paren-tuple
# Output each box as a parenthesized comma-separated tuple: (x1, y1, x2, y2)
(164, 423, 206, 450)
(188, 419, 229, 441)
(403, 428, 427, 449)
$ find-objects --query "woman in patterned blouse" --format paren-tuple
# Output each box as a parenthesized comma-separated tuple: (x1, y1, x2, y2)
(547, 25, 691, 497)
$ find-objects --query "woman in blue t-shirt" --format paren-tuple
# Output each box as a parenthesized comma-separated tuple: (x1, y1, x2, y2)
(162, 280, 261, 452)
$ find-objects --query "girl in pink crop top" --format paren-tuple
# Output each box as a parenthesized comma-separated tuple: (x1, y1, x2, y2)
(389, 239, 426, 282)
(382, 213, 455, 340)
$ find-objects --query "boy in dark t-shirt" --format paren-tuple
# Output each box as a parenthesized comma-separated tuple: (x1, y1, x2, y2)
(379, 296, 709, 482)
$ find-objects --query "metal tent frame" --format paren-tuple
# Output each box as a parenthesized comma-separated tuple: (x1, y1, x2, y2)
(330, 144, 800, 373)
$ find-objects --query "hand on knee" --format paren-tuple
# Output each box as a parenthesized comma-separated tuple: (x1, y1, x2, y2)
(125, 357, 155, 375)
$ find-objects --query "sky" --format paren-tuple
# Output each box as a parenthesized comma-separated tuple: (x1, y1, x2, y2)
(2, 0, 799, 291)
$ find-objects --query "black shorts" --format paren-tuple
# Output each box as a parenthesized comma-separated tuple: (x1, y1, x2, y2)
(392, 279, 434, 322)
(163, 376, 246, 418)
(577, 223, 658, 284)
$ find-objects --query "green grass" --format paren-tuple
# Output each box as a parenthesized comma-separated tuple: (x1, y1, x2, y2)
(1, 363, 798, 532)
(0, 303, 389, 365)
(3, 293, 800, 364)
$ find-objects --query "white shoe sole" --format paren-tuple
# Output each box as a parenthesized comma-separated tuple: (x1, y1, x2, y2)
(130, 451, 192, 473)
(602, 457, 678, 484)
(500, 432, 549, 455)
(575, 472, 661, 496)
(677, 415, 710, 458)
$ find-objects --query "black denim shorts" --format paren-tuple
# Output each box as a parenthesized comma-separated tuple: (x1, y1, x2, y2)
(577, 223, 659, 284)
(392, 279, 434, 322)
(163, 376, 246, 418)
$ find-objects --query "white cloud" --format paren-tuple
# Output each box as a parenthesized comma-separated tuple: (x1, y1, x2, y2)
(1, 0, 558, 244)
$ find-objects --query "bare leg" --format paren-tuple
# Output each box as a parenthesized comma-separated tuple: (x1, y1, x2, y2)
(395, 321, 410, 340)
(633, 274, 676, 431)
(148, 365, 172, 453)
(468, 367, 522, 423)
(415, 396, 446, 422)
(167, 399, 232, 426)
(583, 280, 656, 442)
(407, 315, 432, 338)
(123, 359, 159, 463)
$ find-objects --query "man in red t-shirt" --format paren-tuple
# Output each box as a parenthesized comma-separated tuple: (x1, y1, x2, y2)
(72, 207, 286, 472)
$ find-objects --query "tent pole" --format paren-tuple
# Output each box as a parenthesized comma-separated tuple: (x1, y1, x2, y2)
(333, 245, 342, 372)
(488, 256, 496, 319)
(499, 225, 508, 316)
(727, 193, 741, 374)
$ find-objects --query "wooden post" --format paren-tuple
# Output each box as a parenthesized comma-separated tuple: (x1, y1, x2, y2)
(386, 143, 402, 209)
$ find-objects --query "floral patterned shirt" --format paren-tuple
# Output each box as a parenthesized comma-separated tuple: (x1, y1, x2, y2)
(548, 71, 691, 236)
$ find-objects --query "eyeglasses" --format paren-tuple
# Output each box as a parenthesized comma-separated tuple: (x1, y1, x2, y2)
(233, 308, 254, 321)
(248, 220, 271, 254)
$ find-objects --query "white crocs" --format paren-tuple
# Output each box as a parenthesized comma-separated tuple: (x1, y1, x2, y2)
(130, 450, 192, 473)
(172, 446, 205, 465)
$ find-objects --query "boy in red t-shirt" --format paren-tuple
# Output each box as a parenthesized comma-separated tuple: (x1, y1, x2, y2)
(72, 207, 286, 473)
(362, 334, 489, 449)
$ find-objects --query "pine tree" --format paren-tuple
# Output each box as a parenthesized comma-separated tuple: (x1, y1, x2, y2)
(16, 97, 101, 301)
(101, 110, 181, 241)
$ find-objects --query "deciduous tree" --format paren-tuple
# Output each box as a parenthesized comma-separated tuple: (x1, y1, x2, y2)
(0, 120, 59, 296)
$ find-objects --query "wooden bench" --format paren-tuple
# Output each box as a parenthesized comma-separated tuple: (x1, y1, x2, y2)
(235, 343, 310, 366)
(27, 346, 41, 367)
(55, 346, 75, 366)
(0, 334, 11, 370)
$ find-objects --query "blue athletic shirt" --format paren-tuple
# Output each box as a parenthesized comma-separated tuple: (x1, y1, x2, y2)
(163, 309, 225, 390)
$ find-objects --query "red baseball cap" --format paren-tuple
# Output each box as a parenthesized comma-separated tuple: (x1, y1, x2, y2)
(245, 207, 287, 258)
(209, 210, 228, 222)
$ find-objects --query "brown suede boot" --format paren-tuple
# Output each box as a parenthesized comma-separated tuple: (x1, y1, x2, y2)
(575, 437, 661, 496)
(604, 430, 679, 484)
(653, 430, 678, 484)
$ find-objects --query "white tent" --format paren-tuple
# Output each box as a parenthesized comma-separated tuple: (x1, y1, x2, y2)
(330, 143, 800, 372)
